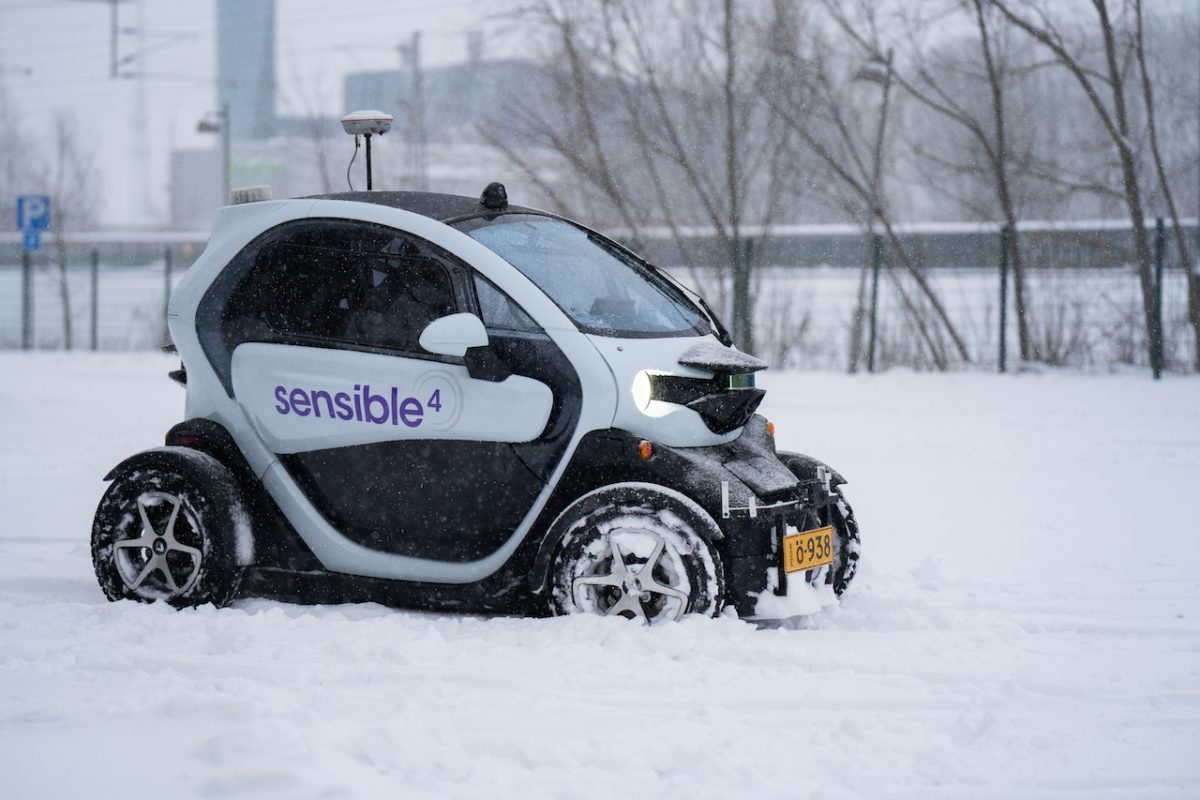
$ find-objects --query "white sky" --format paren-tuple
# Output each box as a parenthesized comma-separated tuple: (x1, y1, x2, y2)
(0, 0, 498, 227)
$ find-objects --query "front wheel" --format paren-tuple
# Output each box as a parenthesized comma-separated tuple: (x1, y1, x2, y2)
(826, 486, 860, 596)
(547, 483, 724, 624)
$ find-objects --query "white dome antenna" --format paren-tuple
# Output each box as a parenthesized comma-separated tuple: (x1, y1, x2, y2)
(340, 109, 393, 191)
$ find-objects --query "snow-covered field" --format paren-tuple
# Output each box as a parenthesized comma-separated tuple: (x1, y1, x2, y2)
(1, 353, 1198, 798)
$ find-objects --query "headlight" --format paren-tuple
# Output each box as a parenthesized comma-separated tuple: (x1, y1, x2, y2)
(631, 370, 652, 410)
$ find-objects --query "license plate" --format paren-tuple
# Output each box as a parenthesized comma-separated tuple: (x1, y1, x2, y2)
(782, 525, 835, 574)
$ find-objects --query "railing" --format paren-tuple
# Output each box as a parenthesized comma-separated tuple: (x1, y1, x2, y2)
(2, 220, 1195, 374)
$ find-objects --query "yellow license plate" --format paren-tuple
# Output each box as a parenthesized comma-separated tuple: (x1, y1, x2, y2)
(782, 526, 835, 574)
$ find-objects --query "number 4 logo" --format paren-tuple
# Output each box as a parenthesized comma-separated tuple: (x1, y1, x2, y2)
(415, 371, 460, 431)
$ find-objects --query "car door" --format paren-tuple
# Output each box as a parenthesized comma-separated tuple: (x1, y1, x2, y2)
(221, 219, 565, 562)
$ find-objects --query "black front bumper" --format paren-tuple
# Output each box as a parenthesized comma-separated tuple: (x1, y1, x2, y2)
(719, 476, 836, 617)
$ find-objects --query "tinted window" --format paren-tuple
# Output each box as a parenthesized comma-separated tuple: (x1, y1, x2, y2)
(474, 274, 540, 333)
(457, 215, 712, 338)
(221, 220, 459, 354)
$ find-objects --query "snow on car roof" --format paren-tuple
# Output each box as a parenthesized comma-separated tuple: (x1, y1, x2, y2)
(303, 191, 540, 223)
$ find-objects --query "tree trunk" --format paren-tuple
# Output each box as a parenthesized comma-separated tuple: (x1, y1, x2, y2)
(973, 0, 1032, 362)
(1096, 1, 1157, 368)
(53, 218, 73, 350)
(990, 0, 1163, 372)
(1133, 0, 1197, 370)
(1191, 271, 1200, 372)
(846, 260, 870, 372)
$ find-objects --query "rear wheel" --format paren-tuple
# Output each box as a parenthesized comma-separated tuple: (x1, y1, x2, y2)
(547, 483, 724, 624)
(92, 459, 243, 607)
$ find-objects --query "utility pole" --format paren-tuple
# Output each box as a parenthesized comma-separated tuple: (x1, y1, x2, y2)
(132, 0, 152, 220)
(851, 48, 894, 373)
(198, 104, 231, 205)
(398, 31, 428, 190)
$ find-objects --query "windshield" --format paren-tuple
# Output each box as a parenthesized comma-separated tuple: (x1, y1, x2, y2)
(457, 214, 712, 338)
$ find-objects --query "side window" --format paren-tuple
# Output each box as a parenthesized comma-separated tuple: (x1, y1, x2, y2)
(220, 220, 461, 355)
(343, 244, 457, 352)
(474, 273, 541, 333)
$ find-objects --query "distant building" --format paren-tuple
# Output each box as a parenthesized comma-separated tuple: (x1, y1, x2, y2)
(169, 3, 561, 228)
(216, 0, 276, 140)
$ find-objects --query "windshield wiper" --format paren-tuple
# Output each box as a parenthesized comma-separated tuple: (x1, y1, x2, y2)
(585, 232, 731, 343)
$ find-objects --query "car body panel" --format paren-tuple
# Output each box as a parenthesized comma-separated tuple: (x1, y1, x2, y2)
(231, 342, 554, 453)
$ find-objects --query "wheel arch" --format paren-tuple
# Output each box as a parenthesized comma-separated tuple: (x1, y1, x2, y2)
(100, 445, 255, 568)
(105, 445, 230, 484)
(776, 450, 846, 486)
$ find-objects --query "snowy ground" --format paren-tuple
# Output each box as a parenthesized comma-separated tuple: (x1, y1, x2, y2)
(1, 352, 1198, 799)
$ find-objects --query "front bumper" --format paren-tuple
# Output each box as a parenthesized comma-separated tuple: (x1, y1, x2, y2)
(722, 475, 841, 620)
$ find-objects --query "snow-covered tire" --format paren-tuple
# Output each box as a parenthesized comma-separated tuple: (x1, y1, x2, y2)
(91, 457, 245, 608)
(547, 483, 724, 623)
(826, 486, 860, 596)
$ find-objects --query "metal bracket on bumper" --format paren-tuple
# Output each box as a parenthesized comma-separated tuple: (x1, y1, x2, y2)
(720, 480, 799, 519)
(719, 465, 832, 520)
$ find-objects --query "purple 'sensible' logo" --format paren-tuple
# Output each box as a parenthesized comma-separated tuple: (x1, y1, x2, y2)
(274, 384, 444, 428)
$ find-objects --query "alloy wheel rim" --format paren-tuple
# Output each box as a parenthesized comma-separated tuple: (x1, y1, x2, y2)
(572, 531, 690, 623)
(113, 491, 203, 597)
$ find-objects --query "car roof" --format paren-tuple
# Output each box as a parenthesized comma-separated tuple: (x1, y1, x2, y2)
(302, 191, 542, 223)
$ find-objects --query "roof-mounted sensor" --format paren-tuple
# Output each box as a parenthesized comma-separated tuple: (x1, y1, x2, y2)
(480, 182, 508, 210)
(341, 109, 393, 191)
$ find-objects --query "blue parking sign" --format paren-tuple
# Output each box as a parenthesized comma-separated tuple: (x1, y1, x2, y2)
(16, 195, 51, 231)
(23, 230, 42, 253)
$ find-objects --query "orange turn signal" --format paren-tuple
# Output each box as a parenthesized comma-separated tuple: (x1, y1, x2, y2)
(638, 440, 654, 461)
(766, 420, 776, 437)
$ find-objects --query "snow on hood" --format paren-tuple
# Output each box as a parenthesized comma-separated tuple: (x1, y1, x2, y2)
(677, 342, 768, 373)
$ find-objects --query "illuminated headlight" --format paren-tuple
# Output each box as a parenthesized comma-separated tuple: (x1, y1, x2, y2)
(639, 372, 765, 434)
(631, 370, 652, 410)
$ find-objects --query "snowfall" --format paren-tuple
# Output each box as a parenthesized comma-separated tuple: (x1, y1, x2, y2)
(1, 352, 1197, 799)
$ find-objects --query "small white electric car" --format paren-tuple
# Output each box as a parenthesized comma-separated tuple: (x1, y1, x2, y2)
(91, 184, 859, 623)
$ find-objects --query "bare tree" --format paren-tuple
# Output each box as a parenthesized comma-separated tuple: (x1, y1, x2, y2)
(987, 0, 1172, 371)
(278, 55, 337, 194)
(843, 1, 1039, 362)
(764, 2, 971, 369)
(43, 112, 98, 350)
(0, 78, 40, 233)
(488, 0, 789, 354)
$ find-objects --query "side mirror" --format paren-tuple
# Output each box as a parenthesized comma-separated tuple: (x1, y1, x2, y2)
(419, 313, 489, 358)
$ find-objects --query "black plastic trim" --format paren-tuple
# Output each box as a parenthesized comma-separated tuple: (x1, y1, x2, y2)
(163, 418, 322, 571)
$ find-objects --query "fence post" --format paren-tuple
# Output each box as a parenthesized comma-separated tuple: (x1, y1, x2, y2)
(999, 225, 1010, 373)
(742, 236, 754, 356)
(866, 232, 882, 373)
(163, 246, 173, 328)
(1152, 217, 1165, 380)
(21, 249, 33, 350)
(90, 249, 99, 351)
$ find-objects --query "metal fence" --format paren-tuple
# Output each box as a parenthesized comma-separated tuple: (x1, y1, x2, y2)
(671, 219, 1197, 374)
(1, 220, 1195, 374)
(0, 250, 180, 350)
